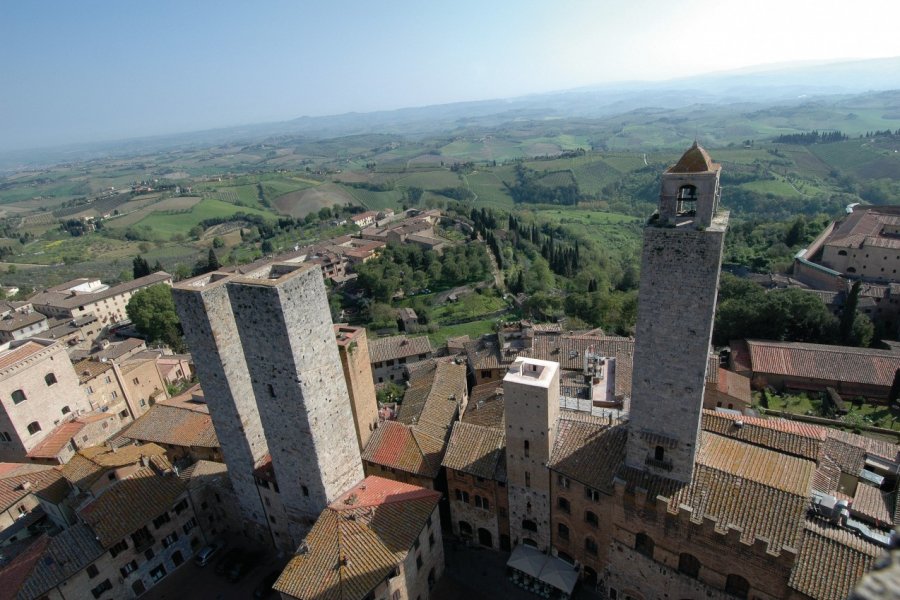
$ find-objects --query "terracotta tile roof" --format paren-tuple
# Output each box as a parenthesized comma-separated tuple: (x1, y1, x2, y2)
(826, 429, 900, 463)
(549, 420, 626, 492)
(60, 443, 167, 490)
(0, 466, 67, 511)
(0, 340, 53, 372)
(79, 466, 186, 548)
(525, 335, 637, 396)
(72, 358, 113, 383)
(26, 420, 85, 460)
(362, 421, 442, 478)
(93, 338, 146, 361)
(789, 519, 880, 600)
(119, 401, 218, 449)
(742, 339, 900, 387)
(274, 476, 440, 600)
(0, 311, 45, 332)
(180, 459, 229, 489)
(853, 483, 893, 525)
(442, 423, 506, 480)
(368, 334, 432, 364)
(0, 537, 51, 600)
(15, 524, 105, 600)
(668, 142, 718, 173)
(619, 433, 815, 550)
(464, 335, 511, 371)
(29, 271, 172, 311)
(700, 410, 826, 460)
(462, 383, 505, 429)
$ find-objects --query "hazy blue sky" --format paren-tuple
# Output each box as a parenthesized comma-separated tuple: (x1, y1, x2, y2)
(2, 0, 899, 151)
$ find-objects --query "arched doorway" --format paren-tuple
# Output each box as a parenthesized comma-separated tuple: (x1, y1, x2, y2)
(583, 566, 597, 587)
(478, 528, 493, 548)
(458, 521, 473, 538)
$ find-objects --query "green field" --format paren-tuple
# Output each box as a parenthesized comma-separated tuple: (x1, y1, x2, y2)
(425, 318, 498, 347)
(432, 293, 508, 324)
(135, 198, 273, 238)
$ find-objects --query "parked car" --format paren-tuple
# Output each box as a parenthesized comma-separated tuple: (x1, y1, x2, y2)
(195, 541, 224, 567)
(253, 569, 282, 599)
(214, 549, 242, 575)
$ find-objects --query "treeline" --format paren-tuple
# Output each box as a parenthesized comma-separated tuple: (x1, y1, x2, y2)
(505, 164, 583, 205)
(345, 181, 395, 192)
(508, 215, 580, 278)
(774, 130, 848, 145)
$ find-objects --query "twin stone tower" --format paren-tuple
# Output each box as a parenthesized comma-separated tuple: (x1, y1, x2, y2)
(172, 142, 728, 547)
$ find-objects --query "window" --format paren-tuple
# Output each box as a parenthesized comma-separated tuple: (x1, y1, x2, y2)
(847, 267, 857, 273)
(585, 537, 598, 556)
(557, 497, 571, 514)
(474, 495, 490, 510)
(429, 533, 435, 548)
(0, 431, 11, 442)
(585, 511, 599, 527)
(26, 421, 41, 435)
(267, 384, 275, 397)
(86, 564, 99, 578)
(524, 440, 530, 457)
(654, 445, 665, 461)
(120, 560, 138, 577)
(725, 574, 750, 599)
(557, 523, 569, 541)
(182, 517, 197, 535)
(109, 539, 128, 558)
(414, 537, 420, 550)
(91, 579, 112, 599)
(302, 485, 309, 497)
(522, 519, 537, 532)
(635, 533, 654, 559)
(172, 499, 188, 514)
(454, 489, 470, 503)
(11, 389, 26, 404)
(585, 487, 600, 502)
(416, 554, 423, 570)
(61, 406, 71, 415)
(524, 472, 530, 488)
(149, 564, 167, 583)
(676, 184, 698, 215)
(144, 548, 155, 561)
(111, 391, 118, 399)
(152, 512, 171, 529)
(162, 532, 178, 548)
(678, 553, 701, 579)
(557, 474, 570, 489)
(132, 377, 140, 385)
(44, 373, 57, 386)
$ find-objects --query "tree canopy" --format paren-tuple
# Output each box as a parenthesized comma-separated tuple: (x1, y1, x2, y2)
(125, 284, 184, 352)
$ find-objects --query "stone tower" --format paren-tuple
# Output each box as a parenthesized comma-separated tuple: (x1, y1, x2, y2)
(625, 143, 729, 483)
(174, 262, 364, 545)
(172, 273, 270, 539)
(334, 325, 379, 453)
(504, 357, 560, 551)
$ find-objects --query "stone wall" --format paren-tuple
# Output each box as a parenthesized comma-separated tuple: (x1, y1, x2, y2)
(335, 326, 379, 453)
(627, 223, 727, 482)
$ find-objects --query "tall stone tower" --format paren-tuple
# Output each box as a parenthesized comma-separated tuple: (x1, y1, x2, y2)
(174, 262, 364, 545)
(172, 273, 270, 540)
(625, 143, 729, 483)
(504, 357, 560, 551)
(334, 325, 379, 453)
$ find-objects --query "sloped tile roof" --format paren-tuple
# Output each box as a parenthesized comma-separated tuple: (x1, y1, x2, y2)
(668, 142, 718, 173)
(700, 409, 826, 460)
(72, 359, 113, 384)
(78, 466, 186, 547)
(119, 401, 218, 449)
(549, 420, 626, 492)
(0, 536, 51, 600)
(462, 383, 505, 428)
(26, 421, 86, 460)
(742, 339, 900, 387)
(368, 335, 432, 364)
(789, 519, 880, 600)
(274, 476, 440, 600)
(16, 524, 105, 600)
(442, 423, 506, 480)
(0, 341, 53, 372)
(0, 466, 67, 511)
(60, 443, 167, 490)
(362, 421, 442, 478)
(853, 483, 893, 525)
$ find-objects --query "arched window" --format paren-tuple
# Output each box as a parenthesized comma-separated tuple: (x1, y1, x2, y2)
(584, 537, 598, 556)
(725, 574, 750, 599)
(61, 406, 71, 415)
(44, 373, 57, 386)
(524, 440, 529, 457)
(557, 551, 574, 565)
(522, 519, 538, 532)
(676, 185, 698, 215)
(557, 523, 569, 540)
(26, 421, 41, 435)
(838, 250, 848, 256)
(458, 521, 473, 537)
(678, 553, 700, 578)
(522, 538, 538, 548)
(635, 533, 654, 559)
(585, 510, 599, 527)
(847, 267, 857, 273)
(11, 390, 26, 405)
(557, 497, 571, 513)
(654, 445, 665, 461)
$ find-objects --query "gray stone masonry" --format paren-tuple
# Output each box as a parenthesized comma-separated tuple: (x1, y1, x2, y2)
(626, 208, 728, 483)
(504, 357, 560, 552)
(227, 263, 364, 543)
(172, 274, 269, 531)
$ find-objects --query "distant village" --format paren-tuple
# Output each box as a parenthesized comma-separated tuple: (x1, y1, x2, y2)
(0, 147, 898, 600)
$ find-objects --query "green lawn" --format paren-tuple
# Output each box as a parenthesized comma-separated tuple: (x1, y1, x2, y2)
(425, 319, 497, 347)
(432, 293, 508, 324)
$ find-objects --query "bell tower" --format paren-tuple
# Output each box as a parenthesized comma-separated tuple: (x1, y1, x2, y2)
(625, 143, 729, 483)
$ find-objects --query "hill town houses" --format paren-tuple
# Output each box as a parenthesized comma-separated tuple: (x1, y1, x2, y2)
(0, 146, 897, 600)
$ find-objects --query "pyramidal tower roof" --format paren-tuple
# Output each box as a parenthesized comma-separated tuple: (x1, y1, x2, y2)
(668, 141, 719, 173)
